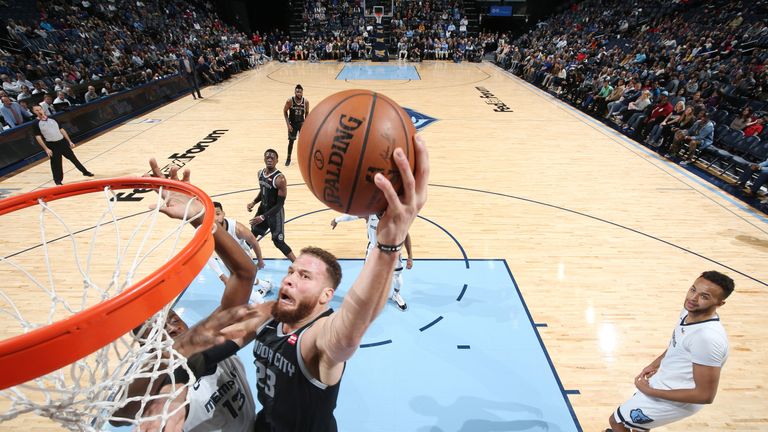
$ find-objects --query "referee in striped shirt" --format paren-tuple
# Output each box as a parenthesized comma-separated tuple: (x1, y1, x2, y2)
(32, 105, 93, 185)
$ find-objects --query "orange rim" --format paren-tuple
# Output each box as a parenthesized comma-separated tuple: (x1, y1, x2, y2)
(0, 177, 215, 390)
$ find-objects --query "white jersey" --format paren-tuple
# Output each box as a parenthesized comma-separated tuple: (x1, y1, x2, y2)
(207, 218, 251, 277)
(364, 214, 379, 255)
(223, 217, 251, 255)
(183, 355, 256, 432)
(650, 309, 728, 393)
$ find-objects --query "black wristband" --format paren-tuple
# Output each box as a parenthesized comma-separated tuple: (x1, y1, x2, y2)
(377, 240, 404, 253)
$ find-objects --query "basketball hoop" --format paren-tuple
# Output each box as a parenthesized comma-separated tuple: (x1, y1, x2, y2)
(0, 177, 215, 429)
(373, 5, 383, 24)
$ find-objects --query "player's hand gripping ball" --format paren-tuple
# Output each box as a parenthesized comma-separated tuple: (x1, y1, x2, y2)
(297, 89, 416, 216)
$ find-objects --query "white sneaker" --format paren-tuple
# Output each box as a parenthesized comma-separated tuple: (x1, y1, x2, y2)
(391, 291, 407, 311)
(249, 291, 264, 305)
(255, 279, 273, 297)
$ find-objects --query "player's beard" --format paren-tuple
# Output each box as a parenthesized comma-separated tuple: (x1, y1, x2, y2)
(271, 292, 319, 324)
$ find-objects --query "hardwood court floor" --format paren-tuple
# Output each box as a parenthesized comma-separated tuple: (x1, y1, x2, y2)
(1, 61, 767, 431)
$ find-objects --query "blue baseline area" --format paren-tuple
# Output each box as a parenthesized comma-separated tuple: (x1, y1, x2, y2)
(336, 65, 421, 80)
(107, 259, 579, 432)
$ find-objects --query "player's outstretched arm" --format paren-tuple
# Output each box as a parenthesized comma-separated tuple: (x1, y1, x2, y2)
(330, 213, 360, 229)
(146, 159, 255, 308)
(237, 221, 265, 268)
(307, 135, 428, 371)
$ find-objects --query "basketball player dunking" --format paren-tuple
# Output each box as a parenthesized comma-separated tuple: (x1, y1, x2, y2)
(283, 84, 309, 166)
(139, 136, 429, 432)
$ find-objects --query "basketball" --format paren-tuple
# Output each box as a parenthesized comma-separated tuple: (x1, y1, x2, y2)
(297, 89, 416, 216)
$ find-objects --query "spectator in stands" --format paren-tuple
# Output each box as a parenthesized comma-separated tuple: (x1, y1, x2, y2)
(1, 74, 20, 96)
(637, 92, 673, 139)
(53, 91, 72, 108)
(84, 86, 99, 103)
(32, 81, 49, 95)
(584, 79, 613, 112)
(398, 38, 408, 61)
(196, 57, 218, 85)
(606, 81, 641, 119)
(112, 77, 127, 92)
(730, 107, 754, 131)
(14, 73, 33, 91)
(735, 158, 768, 197)
(743, 116, 765, 137)
(618, 90, 651, 126)
(599, 79, 626, 116)
(64, 87, 82, 105)
(39, 94, 57, 117)
(1, 95, 34, 128)
(650, 101, 686, 147)
(16, 85, 33, 102)
(101, 82, 113, 97)
(671, 110, 715, 165)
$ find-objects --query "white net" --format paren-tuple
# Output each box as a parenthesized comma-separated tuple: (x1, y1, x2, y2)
(0, 183, 211, 431)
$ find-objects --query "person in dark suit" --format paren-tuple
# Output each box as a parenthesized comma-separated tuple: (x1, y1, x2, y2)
(178, 51, 203, 100)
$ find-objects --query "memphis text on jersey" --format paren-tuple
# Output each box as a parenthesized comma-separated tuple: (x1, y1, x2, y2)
(196, 368, 247, 417)
(475, 86, 513, 112)
(114, 130, 228, 201)
(319, 114, 364, 208)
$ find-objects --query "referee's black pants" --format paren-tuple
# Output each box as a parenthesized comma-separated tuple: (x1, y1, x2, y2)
(48, 139, 89, 184)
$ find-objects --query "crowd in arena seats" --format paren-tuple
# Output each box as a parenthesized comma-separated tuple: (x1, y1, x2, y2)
(494, 0, 768, 205)
(0, 0, 279, 130)
(281, 0, 483, 63)
(0, 0, 489, 132)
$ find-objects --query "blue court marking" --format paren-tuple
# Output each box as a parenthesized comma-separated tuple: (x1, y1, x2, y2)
(360, 339, 392, 348)
(110, 258, 580, 432)
(336, 65, 421, 80)
(418, 315, 444, 332)
(502, 260, 582, 431)
(456, 283, 468, 301)
(564, 390, 581, 395)
(535, 323, 549, 328)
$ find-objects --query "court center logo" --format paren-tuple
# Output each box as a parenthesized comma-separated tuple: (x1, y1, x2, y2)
(403, 107, 438, 131)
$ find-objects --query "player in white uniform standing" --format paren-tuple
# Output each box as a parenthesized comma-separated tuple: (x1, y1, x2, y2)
(608, 271, 734, 432)
(330, 212, 413, 310)
(207, 202, 273, 299)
